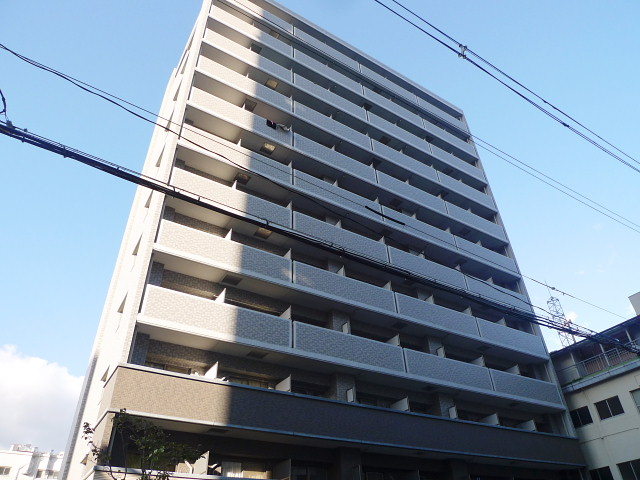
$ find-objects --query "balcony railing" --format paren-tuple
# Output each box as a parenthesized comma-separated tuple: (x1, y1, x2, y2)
(556, 341, 640, 385)
(102, 365, 584, 467)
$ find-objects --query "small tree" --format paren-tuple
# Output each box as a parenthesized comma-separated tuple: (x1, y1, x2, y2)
(83, 409, 203, 480)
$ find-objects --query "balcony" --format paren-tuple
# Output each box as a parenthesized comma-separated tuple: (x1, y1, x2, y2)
(202, 30, 292, 82)
(102, 365, 584, 467)
(376, 171, 446, 215)
(404, 350, 563, 408)
(476, 317, 547, 358)
(363, 86, 423, 126)
(222, 0, 292, 33)
(430, 144, 486, 185)
(465, 277, 530, 312)
(171, 167, 292, 228)
(293, 27, 360, 70)
(156, 220, 291, 283)
(293, 73, 367, 120)
(395, 294, 548, 362)
(380, 206, 455, 249)
(293, 134, 375, 182)
(453, 236, 518, 274)
(140, 286, 292, 348)
(404, 349, 493, 391)
(445, 202, 506, 242)
(292, 170, 381, 222)
(294, 322, 405, 373)
(360, 64, 417, 104)
(371, 140, 440, 184)
(387, 247, 466, 289)
(293, 48, 362, 95)
(368, 112, 431, 155)
(554, 342, 640, 386)
(194, 61, 293, 113)
(437, 172, 496, 212)
(292, 212, 388, 262)
(416, 95, 469, 133)
(292, 261, 396, 312)
(395, 293, 480, 337)
(178, 127, 292, 183)
(490, 369, 563, 406)
(209, 5, 293, 58)
(293, 101, 371, 150)
(369, 111, 474, 162)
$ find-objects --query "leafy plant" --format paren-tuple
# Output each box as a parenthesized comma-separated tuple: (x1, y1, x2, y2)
(83, 409, 202, 480)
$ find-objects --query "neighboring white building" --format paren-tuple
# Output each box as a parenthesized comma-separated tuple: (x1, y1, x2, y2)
(62, 0, 584, 479)
(551, 294, 640, 480)
(0, 445, 63, 479)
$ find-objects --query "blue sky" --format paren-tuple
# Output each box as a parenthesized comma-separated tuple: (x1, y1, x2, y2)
(1, 0, 638, 450)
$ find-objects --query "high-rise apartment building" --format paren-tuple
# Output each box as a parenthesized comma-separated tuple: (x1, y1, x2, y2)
(62, 0, 584, 478)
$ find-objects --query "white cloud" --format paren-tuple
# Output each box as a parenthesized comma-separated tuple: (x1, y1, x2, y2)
(0, 345, 83, 453)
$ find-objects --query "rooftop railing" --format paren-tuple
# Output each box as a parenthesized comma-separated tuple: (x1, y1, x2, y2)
(556, 340, 640, 385)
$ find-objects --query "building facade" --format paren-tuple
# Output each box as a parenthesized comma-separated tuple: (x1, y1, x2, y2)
(0, 444, 63, 479)
(62, 0, 584, 478)
(551, 295, 640, 480)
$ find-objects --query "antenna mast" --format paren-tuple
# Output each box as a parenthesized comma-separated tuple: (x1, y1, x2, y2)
(548, 295, 576, 347)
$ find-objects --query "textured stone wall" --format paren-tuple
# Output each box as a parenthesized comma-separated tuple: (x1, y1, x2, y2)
(490, 369, 563, 405)
(144, 339, 330, 389)
(293, 262, 396, 312)
(159, 269, 288, 313)
(294, 322, 405, 372)
(143, 286, 291, 347)
(405, 349, 494, 391)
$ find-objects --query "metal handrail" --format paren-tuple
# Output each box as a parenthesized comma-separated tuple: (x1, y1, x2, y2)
(556, 341, 640, 385)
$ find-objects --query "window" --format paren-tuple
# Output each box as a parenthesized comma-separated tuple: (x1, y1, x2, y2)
(595, 396, 624, 420)
(590, 466, 614, 480)
(569, 406, 593, 428)
(618, 459, 640, 480)
(0, 467, 11, 476)
(630, 389, 640, 412)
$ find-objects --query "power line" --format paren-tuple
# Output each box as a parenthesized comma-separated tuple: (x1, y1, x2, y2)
(0, 40, 630, 320)
(207, 3, 640, 236)
(2, 40, 638, 240)
(475, 141, 640, 234)
(371, 0, 640, 174)
(385, 0, 640, 169)
(524, 277, 626, 320)
(1, 119, 635, 355)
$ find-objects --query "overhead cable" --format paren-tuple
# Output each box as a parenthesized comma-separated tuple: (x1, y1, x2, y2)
(385, 0, 640, 169)
(1, 119, 635, 354)
(371, 0, 640, 174)
(212, 3, 640, 235)
(0, 41, 631, 320)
